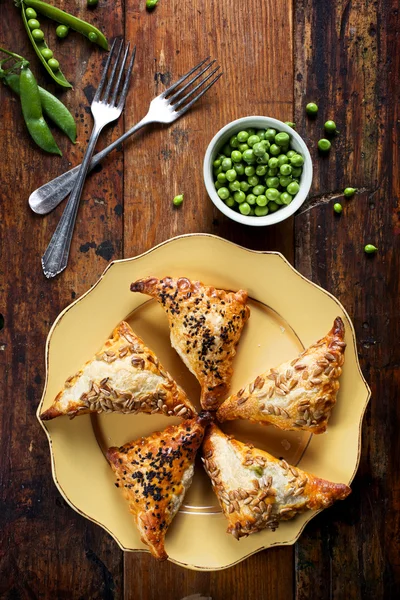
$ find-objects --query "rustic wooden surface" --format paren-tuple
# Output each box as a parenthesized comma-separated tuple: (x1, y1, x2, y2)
(0, 0, 398, 598)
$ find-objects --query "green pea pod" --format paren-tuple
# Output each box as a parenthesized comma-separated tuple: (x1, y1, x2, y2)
(19, 65, 62, 155)
(4, 73, 76, 143)
(23, 0, 109, 50)
(21, 7, 72, 88)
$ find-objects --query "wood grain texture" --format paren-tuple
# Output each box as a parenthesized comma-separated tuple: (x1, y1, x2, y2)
(294, 0, 400, 598)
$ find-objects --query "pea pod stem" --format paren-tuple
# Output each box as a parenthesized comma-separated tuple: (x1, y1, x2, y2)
(22, 0, 109, 50)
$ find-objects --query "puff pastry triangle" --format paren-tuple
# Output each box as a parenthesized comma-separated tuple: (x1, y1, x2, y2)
(202, 423, 351, 539)
(40, 321, 196, 420)
(130, 277, 250, 411)
(217, 318, 346, 433)
(107, 413, 211, 560)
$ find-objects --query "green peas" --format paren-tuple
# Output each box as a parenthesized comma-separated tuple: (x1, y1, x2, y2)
(256, 153, 269, 164)
(280, 164, 292, 176)
(239, 202, 251, 215)
(222, 143, 231, 156)
(290, 154, 304, 167)
(229, 135, 239, 148)
(256, 165, 267, 176)
(280, 192, 293, 205)
(40, 48, 54, 60)
(226, 169, 237, 182)
(32, 29, 45, 41)
(266, 188, 280, 202)
(28, 19, 41, 30)
(275, 132, 290, 146)
(318, 138, 331, 152)
(286, 150, 296, 158)
(279, 176, 292, 188)
(256, 129, 266, 139)
(217, 172, 227, 183)
(247, 135, 260, 147)
(242, 149, 256, 163)
(268, 201, 279, 212)
(214, 166, 222, 176)
(146, 0, 159, 8)
(245, 166, 256, 176)
(213, 158, 222, 168)
(234, 191, 246, 204)
(221, 157, 232, 171)
(265, 128, 277, 141)
(249, 208, 256, 216)
(88, 0, 99, 5)
(344, 187, 357, 198)
(214, 181, 222, 190)
(269, 144, 280, 156)
(247, 175, 259, 187)
(266, 177, 279, 189)
(56, 25, 69, 38)
(231, 150, 242, 163)
(256, 195, 267, 207)
(48, 58, 60, 71)
(255, 205, 269, 216)
(237, 130, 249, 142)
(217, 187, 230, 200)
(247, 128, 256, 136)
(229, 181, 241, 192)
(234, 163, 245, 175)
(306, 102, 318, 115)
(240, 181, 250, 192)
(246, 194, 257, 205)
(268, 157, 279, 169)
(333, 203, 343, 213)
(253, 185, 266, 196)
(253, 142, 266, 157)
(287, 181, 300, 195)
(25, 8, 37, 18)
(285, 121, 296, 129)
(291, 166, 302, 178)
(89, 32, 98, 42)
(267, 168, 278, 177)
(238, 143, 249, 152)
(364, 244, 378, 254)
(324, 120, 337, 134)
(173, 194, 184, 206)
(225, 197, 235, 208)
(278, 154, 289, 166)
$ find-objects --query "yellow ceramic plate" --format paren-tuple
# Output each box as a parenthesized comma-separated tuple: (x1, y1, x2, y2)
(37, 234, 370, 570)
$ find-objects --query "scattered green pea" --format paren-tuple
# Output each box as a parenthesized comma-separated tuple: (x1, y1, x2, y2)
(318, 138, 331, 152)
(56, 25, 69, 39)
(25, 8, 37, 18)
(306, 102, 318, 115)
(173, 194, 184, 206)
(239, 202, 251, 215)
(28, 19, 40, 30)
(333, 203, 343, 213)
(364, 244, 378, 254)
(146, 0, 159, 8)
(88, 0, 99, 5)
(32, 29, 45, 41)
(324, 120, 337, 134)
(285, 121, 296, 129)
(48, 58, 60, 71)
(344, 187, 357, 198)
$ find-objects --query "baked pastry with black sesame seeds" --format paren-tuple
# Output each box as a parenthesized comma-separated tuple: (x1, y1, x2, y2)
(130, 277, 250, 412)
(217, 318, 346, 434)
(107, 412, 212, 560)
(202, 423, 351, 540)
(40, 321, 196, 421)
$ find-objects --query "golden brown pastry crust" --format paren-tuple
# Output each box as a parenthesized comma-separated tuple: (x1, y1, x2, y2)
(107, 414, 211, 560)
(202, 423, 351, 539)
(40, 321, 196, 421)
(217, 318, 346, 433)
(130, 277, 250, 412)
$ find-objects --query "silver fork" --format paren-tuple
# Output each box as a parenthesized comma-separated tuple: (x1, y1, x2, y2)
(30, 57, 222, 215)
(41, 40, 135, 279)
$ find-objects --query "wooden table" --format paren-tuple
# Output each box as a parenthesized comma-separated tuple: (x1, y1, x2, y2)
(0, 1, 398, 598)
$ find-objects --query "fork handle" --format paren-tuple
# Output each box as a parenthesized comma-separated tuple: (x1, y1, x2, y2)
(41, 124, 104, 279)
(30, 117, 150, 215)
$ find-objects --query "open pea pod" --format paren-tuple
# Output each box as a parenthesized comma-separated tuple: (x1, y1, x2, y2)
(21, 6, 72, 88)
(23, 0, 109, 50)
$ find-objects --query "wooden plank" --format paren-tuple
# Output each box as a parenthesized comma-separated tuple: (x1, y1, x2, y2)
(123, 1, 294, 598)
(294, 0, 400, 598)
(0, 1, 124, 597)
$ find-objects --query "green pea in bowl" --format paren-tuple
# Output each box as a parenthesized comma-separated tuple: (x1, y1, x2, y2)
(203, 116, 312, 226)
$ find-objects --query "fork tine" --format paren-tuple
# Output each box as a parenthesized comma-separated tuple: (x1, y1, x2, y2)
(93, 38, 117, 102)
(117, 46, 136, 110)
(168, 60, 216, 104)
(160, 56, 210, 98)
(110, 44, 130, 106)
(175, 73, 223, 117)
(103, 39, 124, 104)
(172, 66, 221, 111)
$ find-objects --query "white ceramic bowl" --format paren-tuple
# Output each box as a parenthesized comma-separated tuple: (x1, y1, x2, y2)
(203, 116, 313, 226)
